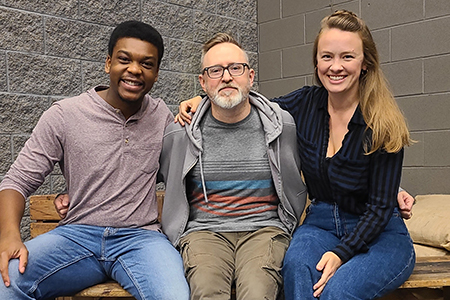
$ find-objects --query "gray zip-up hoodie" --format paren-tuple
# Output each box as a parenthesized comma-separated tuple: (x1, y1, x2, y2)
(158, 91, 307, 247)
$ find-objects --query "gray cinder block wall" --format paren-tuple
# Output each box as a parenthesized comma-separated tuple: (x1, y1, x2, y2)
(0, 0, 257, 240)
(257, 0, 450, 197)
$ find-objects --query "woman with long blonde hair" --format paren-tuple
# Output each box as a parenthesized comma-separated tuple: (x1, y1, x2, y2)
(279, 10, 414, 299)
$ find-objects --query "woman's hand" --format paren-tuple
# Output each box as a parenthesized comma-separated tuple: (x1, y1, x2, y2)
(313, 251, 343, 298)
(174, 96, 203, 126)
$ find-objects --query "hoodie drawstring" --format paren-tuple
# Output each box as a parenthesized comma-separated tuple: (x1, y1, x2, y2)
(198, 154, 209, 203)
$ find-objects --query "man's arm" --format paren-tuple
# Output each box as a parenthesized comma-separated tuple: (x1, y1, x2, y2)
(398, 190, 414, 219)
(174, 96, 202, 125)
(0, 189, 27, 287)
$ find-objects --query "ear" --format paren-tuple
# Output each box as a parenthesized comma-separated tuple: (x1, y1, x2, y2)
(248, 68, 255, 87)
(362, 62, 367, 71)
(104, 55, 111, 74)
(199, 74, 207, 93)
(154, 68, 159, 82)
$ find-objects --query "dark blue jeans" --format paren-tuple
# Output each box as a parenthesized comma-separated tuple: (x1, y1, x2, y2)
(282, 201, 415, 300)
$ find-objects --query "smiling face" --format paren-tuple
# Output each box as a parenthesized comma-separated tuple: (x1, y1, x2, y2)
(199, 42, 254, 109)
(105, 37, 159, 107)
(316, 28, 366, 101)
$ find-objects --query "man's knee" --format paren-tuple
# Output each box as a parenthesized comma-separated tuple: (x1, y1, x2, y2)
(236, 274, 281, 300)
(180, 231, 234, 298)
(182, 250, 233, 299)
(186, 261, 233, 294)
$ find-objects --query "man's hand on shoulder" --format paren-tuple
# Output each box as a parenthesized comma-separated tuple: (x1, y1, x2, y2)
(398, 190, 415, 219)
(174, 95, 202, 126)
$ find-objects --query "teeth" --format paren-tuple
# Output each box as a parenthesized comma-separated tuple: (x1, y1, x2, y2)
(329, 76, 344, 80)
(123, 80, 140, 86)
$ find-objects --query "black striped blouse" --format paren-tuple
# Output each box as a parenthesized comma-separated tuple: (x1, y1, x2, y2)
(272, 85, 403, 262)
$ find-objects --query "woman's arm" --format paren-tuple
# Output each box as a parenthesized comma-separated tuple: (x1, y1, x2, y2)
(333, 149, 404, 263)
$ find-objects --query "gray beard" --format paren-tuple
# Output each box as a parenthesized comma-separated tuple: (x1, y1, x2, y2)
(209, 84, 251, 109)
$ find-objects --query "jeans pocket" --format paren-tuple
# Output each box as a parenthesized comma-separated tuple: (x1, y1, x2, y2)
(387, 212, 410, 236)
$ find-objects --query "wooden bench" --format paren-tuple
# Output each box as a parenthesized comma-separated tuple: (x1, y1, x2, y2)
(29, 194, 450, 300)
(393, 256, 450, 300)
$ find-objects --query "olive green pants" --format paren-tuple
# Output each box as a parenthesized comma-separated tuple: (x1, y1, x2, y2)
(179, 226, 290, 300)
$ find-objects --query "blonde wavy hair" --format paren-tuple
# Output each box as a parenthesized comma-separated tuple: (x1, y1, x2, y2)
(313, 10, 411, 154)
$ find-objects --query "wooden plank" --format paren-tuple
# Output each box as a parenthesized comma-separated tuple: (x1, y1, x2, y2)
(30, 195, 61, 221)
(156, 190, 164, 222)
(73, 282, 132, 297)
(30, 192, 164, 222)
(400, 257, 450, 289)
(30, 223, 59, 238)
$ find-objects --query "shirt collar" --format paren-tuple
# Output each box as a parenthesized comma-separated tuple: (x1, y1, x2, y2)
(317, 87, 366, 126)
(350, 106, 366, 126)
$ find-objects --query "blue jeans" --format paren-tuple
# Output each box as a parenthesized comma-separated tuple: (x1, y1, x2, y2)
(1, 225, 189, 300)
(282, 201, 415, 300)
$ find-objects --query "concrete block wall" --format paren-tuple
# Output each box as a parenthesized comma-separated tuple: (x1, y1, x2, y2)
(257, 0, 450, 196)
(0, 0, 257, 240)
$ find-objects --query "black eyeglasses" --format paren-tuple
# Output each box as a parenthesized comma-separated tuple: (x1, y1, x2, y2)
(202, 63, 249, 79)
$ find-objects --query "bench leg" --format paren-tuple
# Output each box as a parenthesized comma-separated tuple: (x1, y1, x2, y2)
(379, 289, 420, 300)
(444, 286, 450, 300)
(54, 296, 135, 300)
